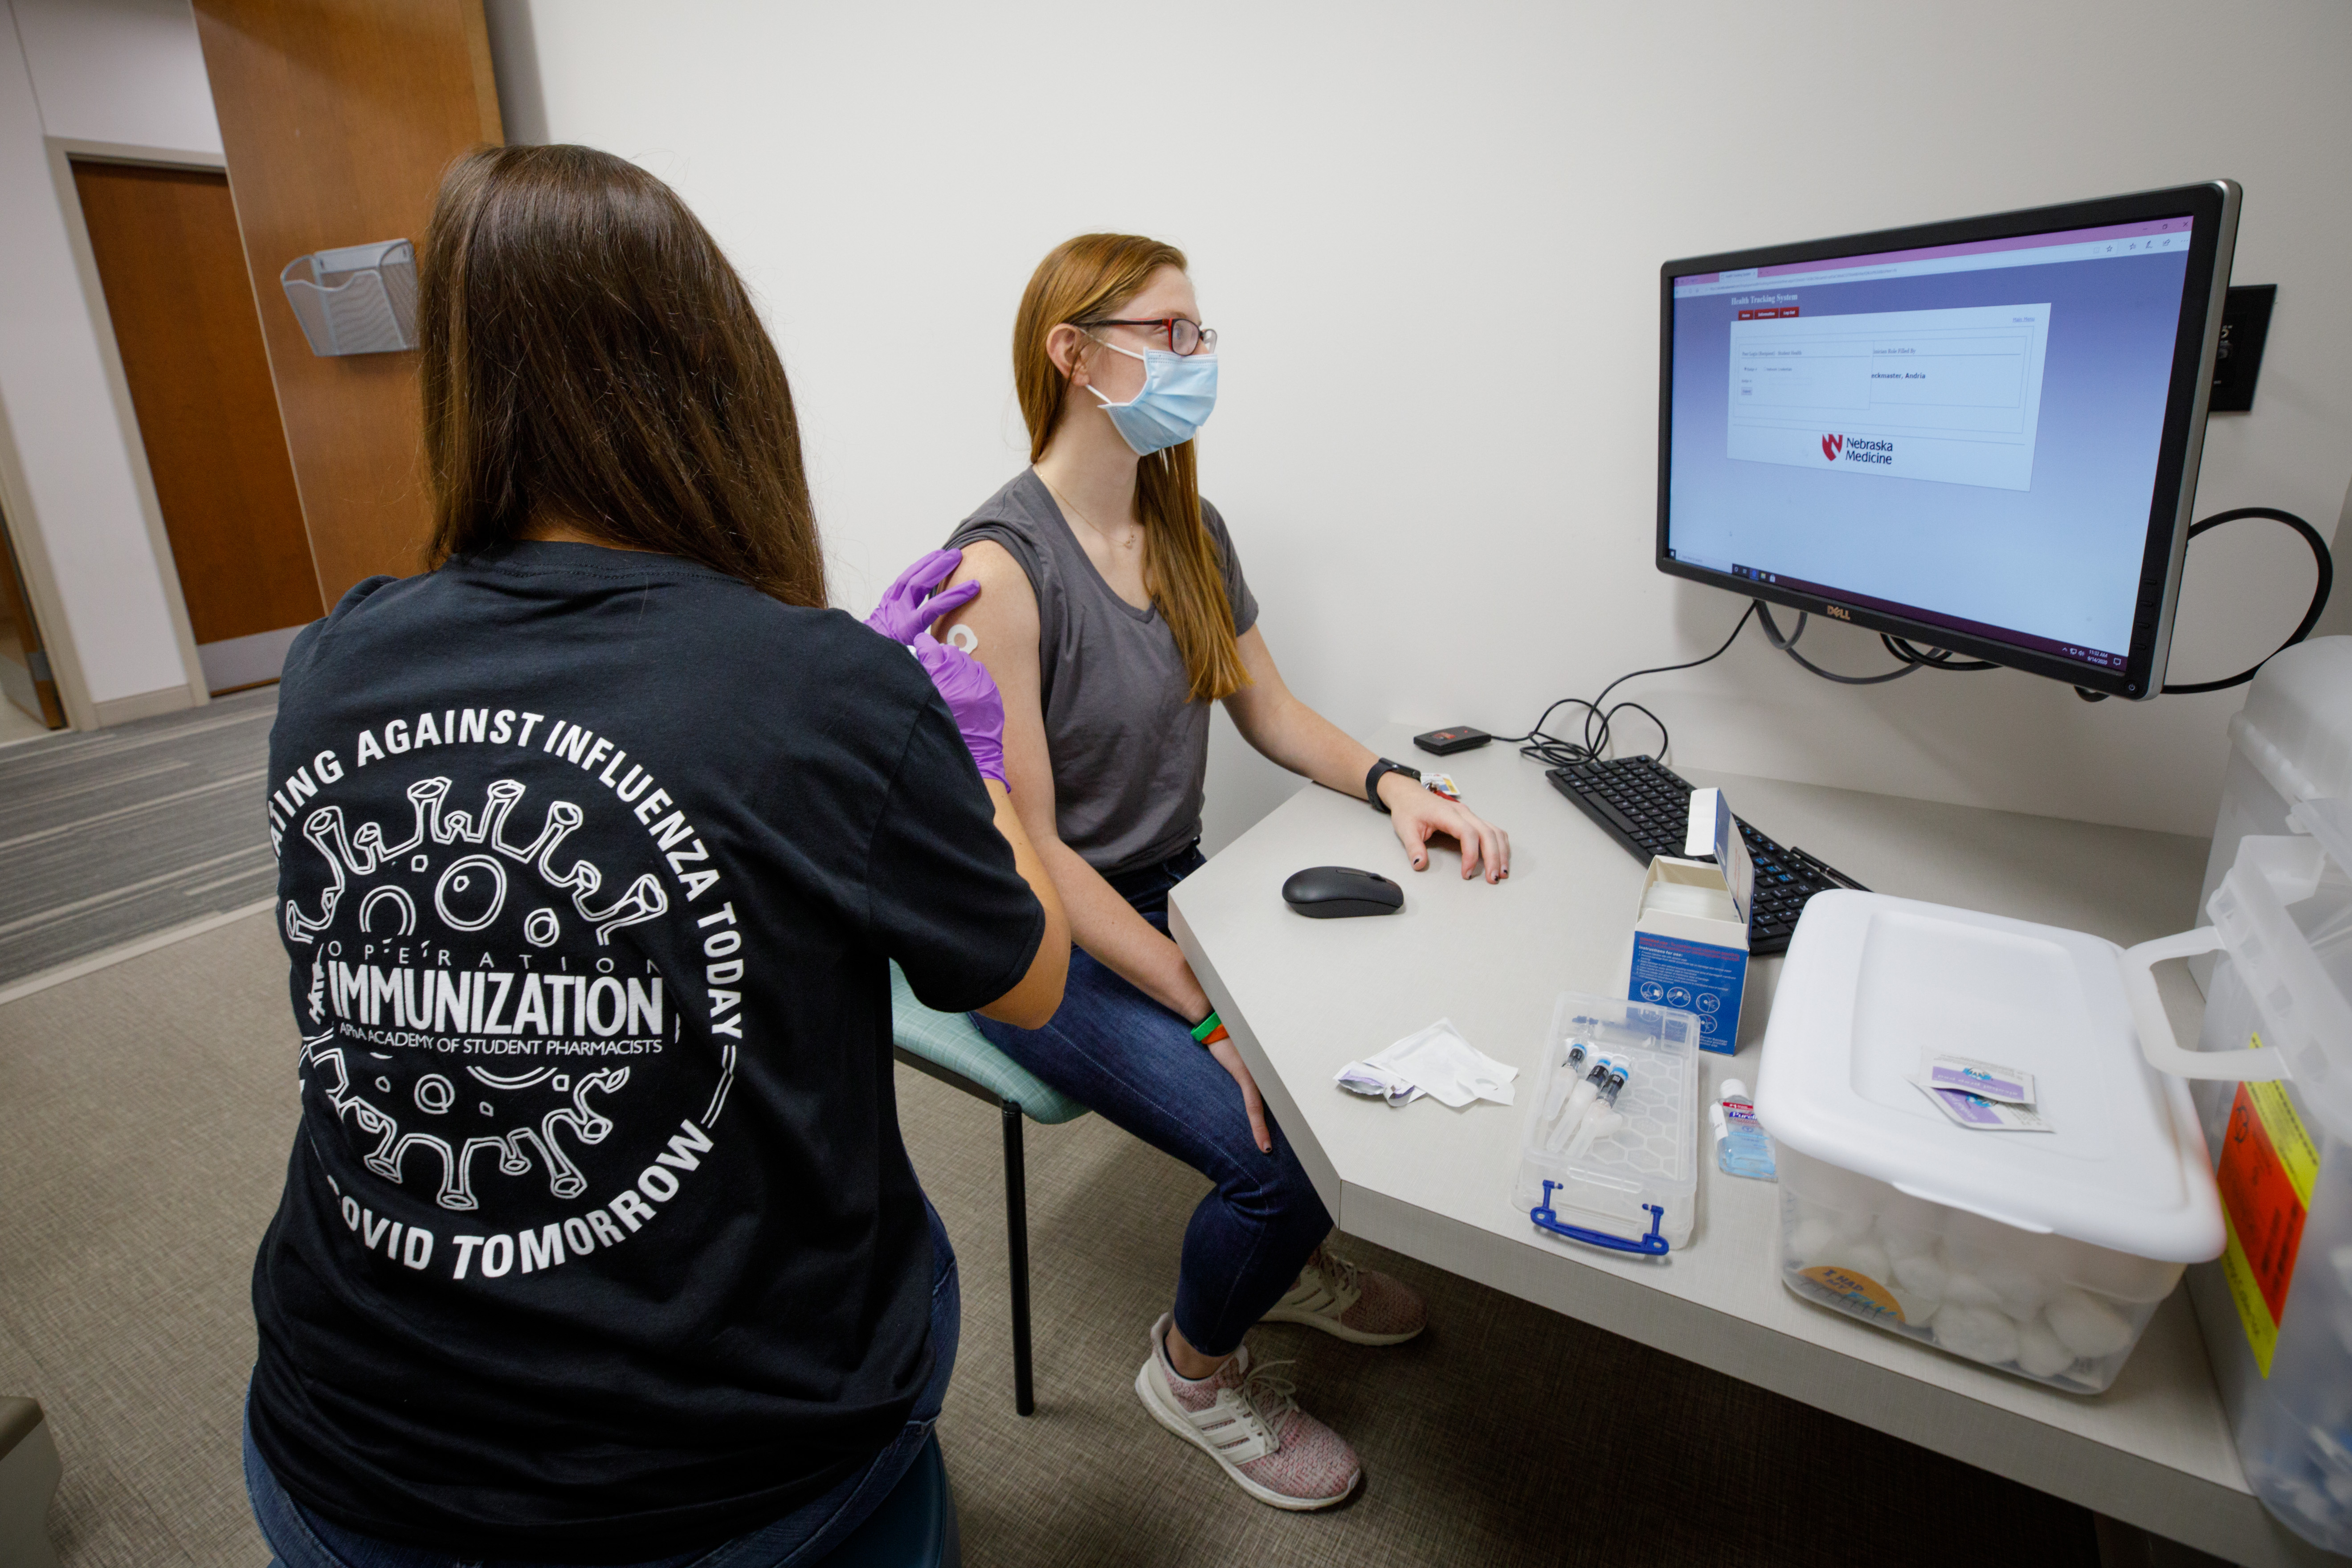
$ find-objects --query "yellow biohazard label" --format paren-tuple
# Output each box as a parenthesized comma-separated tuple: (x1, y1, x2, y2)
(2216, 1033, 2318, 1377)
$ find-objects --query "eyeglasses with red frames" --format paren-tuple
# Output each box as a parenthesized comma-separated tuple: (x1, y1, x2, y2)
(1078, 317, 1217, 356)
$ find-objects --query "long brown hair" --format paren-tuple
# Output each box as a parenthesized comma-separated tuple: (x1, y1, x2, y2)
(418, 145, 826, 606)
(1015, 234, 1246, 703)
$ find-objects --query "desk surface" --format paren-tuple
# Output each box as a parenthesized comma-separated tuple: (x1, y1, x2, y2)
(1170, 727, 2313, 1567)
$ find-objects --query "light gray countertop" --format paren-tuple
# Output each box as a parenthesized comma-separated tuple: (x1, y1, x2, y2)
(1170, 724, 2309, 1567)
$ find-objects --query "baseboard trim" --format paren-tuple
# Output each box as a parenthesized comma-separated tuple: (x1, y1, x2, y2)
(91, 686, 198, 727)
(0, 898, 277, 1007)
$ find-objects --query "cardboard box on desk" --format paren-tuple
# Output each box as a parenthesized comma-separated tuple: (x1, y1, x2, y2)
(1623, 787, 1753, 1055)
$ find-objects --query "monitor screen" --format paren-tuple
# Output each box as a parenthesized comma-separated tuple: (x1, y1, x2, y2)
(1657, 183, 2238, 698)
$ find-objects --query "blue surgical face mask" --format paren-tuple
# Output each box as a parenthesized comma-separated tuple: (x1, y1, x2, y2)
(1087, 338, 1217, 456)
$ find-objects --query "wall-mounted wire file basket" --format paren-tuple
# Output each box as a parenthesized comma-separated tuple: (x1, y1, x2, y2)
(280, 239, 417, 356)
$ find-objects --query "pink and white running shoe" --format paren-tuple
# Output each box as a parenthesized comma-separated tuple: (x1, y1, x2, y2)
(1133, 1315, 1361, 1511)
(1259, 1242, 1427, 1346)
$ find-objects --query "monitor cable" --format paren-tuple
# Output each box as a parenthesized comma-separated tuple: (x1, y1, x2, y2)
(1751, 603, 1997, 685)
(1510, 504, 2333, 764)
(1498, 602, 1757, 768)
(2074, 506, 2332, 701)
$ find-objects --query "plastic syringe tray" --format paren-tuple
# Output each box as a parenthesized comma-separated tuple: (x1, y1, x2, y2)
(1512, 992, 1701, 1255)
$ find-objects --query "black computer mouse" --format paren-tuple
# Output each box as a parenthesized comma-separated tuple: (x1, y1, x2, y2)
(1282, 866, 1404, 919)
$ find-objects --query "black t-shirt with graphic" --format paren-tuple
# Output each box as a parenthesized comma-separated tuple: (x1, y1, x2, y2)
(247, 542, 1042, 1561)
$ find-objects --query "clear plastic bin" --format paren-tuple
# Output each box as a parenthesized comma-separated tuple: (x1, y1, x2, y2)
(1777, 1143, 2183, 1392)
(1761, 891, 2222, 1396)
(1513, 992, 1700, 1256)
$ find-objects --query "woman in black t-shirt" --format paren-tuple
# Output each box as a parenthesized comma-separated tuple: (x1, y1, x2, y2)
(242, 145, 1067, 1567)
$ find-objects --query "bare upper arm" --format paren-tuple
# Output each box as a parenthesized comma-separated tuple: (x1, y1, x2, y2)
(932, 541, 1036, 669)
(1221, 624, 1293, 737)
(934, 541, 1058, 839)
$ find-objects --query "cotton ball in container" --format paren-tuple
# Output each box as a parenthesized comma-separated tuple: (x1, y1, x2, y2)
(1981, 1258, 2055, 1319)
(1786, 1217, 1836, 1263)
(1941, 1270, 2003, 1309)
(1888, 1284, 1941, 1327)
(1874, 1187, 1943, 1257)
(1931, 1304, 2021, 1368)
(1783, 1194, 1834, 1232)
(1893, 1253, 1948, 1299)
(1880, 1223, 1939, 1265)
(1833, 1207, 1878, 1243)
(2046, 1288, 2135, 1360)
(2014, 1317, 2076, 1379)
(1827, 1242, 1891, 1287)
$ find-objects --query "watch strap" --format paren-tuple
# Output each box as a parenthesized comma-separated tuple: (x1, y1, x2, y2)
(1365, 757, 1420, 813)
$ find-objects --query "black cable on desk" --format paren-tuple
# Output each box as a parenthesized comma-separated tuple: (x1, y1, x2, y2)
(1498, 602, 1756, 767)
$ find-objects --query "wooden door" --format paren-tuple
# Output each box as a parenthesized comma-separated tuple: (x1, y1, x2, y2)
(72, 160, 323, 694)
(0, 501, 64, 729)
(193, 0, 503, 602)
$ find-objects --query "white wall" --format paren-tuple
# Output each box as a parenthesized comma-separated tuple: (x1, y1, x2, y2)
(12, 0, 219, 151)
(490, 0, 2352, 841)
(0, 0, 218, 716)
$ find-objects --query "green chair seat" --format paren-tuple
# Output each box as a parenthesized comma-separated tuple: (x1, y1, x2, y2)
(888, 961, 1090, 1416)
(888, 964, 1086, 1124)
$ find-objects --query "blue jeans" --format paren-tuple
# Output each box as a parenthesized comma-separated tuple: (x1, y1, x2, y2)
(974, 844, 1331, 1357)
(244, 1200, 960, 1568)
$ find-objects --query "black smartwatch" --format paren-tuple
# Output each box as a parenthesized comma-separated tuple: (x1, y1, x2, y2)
(1364, 757, 1421, 813)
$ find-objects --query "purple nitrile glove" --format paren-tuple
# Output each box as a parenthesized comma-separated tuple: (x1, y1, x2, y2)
(865, 548, 980, 644)
(909, 633, 1006, 789)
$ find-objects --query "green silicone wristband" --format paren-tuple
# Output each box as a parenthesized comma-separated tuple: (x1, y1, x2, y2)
(1189, 1011, 1222, 1044)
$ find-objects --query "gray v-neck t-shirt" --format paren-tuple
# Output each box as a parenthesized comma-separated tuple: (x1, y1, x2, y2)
(946, 470, 1258, 876)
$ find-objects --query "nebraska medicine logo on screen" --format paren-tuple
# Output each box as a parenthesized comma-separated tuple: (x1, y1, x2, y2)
(1821, 434, 1893, 466)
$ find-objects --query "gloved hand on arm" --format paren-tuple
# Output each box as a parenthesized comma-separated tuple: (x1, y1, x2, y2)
(909, 633, 1005, 788)
(886, 576, 1061, 1029)
(864, 549, 980, 644)
(868, 547, 1002, 785)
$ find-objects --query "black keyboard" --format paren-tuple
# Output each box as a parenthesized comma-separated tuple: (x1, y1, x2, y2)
(1544, 755, 1867, 955)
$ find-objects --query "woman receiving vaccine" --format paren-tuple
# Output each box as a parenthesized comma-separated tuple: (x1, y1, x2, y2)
(935, 233, 1510, 1511)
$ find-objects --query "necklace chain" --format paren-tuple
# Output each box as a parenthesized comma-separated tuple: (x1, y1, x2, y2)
(1041, 476, 1141, 552)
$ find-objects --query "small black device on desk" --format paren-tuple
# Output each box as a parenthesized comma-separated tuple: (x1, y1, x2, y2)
(1414, 726, 1492, 756)
(1282, 866, 1404, 919)
(1544, 756, 1866, 955)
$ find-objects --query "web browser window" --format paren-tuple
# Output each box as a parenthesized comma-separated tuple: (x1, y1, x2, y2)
(1666, 219, 2195, 672)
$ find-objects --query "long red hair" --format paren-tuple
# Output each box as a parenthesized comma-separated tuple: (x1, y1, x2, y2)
(1013, 234, 1246, 703)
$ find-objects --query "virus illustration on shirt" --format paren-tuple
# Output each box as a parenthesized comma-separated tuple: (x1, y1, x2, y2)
(280, 772, 703, 1215)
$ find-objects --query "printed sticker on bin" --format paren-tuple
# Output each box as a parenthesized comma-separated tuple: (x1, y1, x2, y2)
(1913, 1080, 2053, 1132)
(1924, 1055, 2036, 1107)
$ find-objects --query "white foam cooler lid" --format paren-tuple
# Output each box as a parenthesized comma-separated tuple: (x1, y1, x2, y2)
(1755, 891, 2224, 1264)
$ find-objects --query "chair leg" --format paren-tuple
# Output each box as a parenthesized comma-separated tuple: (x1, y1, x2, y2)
(1000, 1099, 1035, 1417)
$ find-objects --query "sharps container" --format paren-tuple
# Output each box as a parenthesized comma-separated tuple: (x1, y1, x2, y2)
(2197, 636, 2352, 952)
(2123, 802, 2352, 1555)
(1755, 890, 2223, 1393)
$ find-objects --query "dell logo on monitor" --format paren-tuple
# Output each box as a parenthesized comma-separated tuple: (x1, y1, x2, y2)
(1825, 604, 1853, 621)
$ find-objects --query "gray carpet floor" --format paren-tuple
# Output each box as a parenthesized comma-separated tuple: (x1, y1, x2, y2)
(0, 690, 278, 989)
(0, 909, 2105, 1567)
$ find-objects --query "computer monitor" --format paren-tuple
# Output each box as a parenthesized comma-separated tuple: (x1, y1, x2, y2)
(1657, 181, 2239, 699)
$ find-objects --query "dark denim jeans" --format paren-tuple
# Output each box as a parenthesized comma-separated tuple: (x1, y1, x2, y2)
(244, 1200, 959, 1568)
(973, 844, 1332, 1357)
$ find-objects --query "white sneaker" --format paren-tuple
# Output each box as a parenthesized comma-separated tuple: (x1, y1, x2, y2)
(1133, 1314, 1361, 1511)
(1259, 1243, 1427, 1346)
